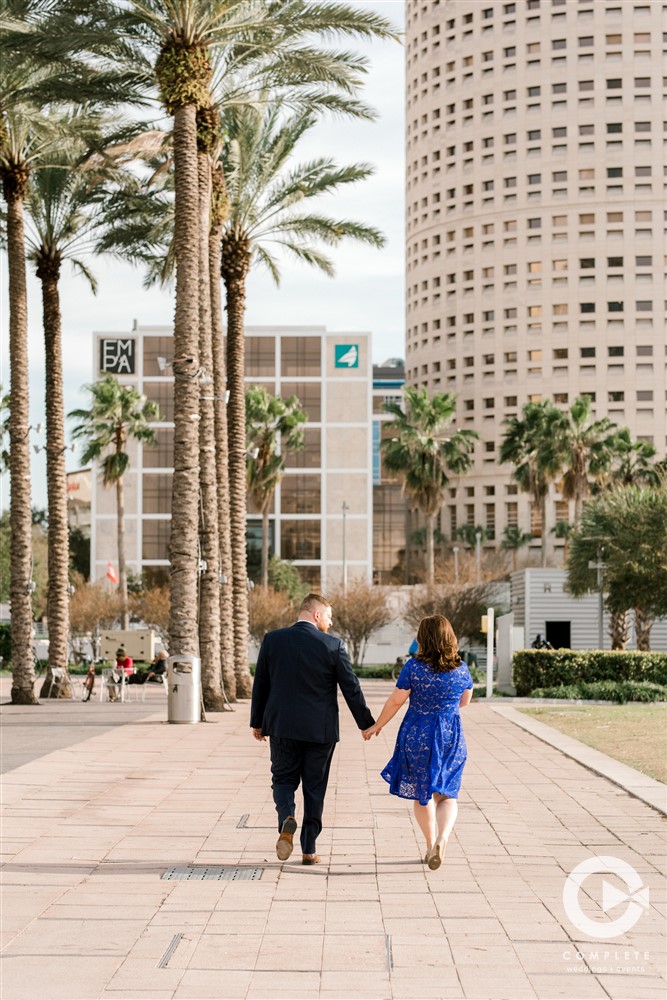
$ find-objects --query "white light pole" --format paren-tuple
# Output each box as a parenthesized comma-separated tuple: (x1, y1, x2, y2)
(588, 548, 606, 649)
(342, 501, 350, 595)
(485, 606, 494, 700)
(453, 545, 459, 584)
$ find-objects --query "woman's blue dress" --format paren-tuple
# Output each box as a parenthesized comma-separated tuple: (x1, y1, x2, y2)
(381, 656, 474, 806)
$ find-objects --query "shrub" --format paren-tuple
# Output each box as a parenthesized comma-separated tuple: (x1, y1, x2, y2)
(404, 582, 494, 644)
(531, 680, 667, 704)
(513, 649, 667, 697)
(248, 586, 294, 645)
(328, 581, 392, 666)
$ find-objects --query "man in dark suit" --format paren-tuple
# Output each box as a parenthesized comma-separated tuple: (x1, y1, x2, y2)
(250, 592, 374, 865)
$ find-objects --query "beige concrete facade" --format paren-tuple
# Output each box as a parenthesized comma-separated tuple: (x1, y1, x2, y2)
(90, 325, 373, 591)
(406, 0, 666, 561)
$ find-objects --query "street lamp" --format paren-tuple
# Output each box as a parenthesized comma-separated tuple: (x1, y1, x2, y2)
(453, 545, 459, 584)
(587, 547, 606, 649)
(342, 501, 350, 595)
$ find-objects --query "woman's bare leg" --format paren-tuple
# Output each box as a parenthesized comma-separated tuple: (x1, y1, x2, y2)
(433, 794, 458, 850)
(413, 799, 436, 854)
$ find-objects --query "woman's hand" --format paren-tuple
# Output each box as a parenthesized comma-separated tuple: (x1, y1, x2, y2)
(362, 724, 381, 740)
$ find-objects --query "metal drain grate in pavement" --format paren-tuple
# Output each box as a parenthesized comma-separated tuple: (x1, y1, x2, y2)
(162, 866, 264, 882)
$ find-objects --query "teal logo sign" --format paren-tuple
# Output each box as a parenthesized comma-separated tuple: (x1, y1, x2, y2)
(334, 344, 359, 368)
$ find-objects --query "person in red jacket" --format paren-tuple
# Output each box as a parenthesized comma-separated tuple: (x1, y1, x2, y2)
(115, 647, 134, 675)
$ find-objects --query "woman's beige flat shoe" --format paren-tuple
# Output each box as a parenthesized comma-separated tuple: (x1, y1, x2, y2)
(427, 844, 442, 870)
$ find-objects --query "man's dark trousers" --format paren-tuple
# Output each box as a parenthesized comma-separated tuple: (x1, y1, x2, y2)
(270, 737, 336, 855)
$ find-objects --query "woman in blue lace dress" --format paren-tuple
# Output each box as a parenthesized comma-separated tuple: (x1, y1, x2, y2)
(363, 615, 473, 870)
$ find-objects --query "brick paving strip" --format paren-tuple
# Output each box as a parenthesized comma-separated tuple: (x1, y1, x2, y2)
(1, 680, 665, 1000)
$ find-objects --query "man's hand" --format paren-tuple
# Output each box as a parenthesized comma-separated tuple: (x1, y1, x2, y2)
(362, 723, 381, 741)
(252, 727, 266, 742)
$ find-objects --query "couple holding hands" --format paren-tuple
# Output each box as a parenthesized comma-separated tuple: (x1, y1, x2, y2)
(250, 593, 473, 870)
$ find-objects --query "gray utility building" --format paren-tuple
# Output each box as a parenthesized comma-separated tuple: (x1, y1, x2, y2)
(510, 569, 667, 652)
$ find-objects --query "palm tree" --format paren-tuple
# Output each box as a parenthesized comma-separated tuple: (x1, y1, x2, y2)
(69, 377, 160, 628)
(0, 0, 151, 704)
(567, 484, 667, 651)
(220, 103, 384, 694)
(499, 401, 562, 568)
(501, 526, 532, 572)
(550, 520, 573, 563)
(606, 428, 660, 488)
(246, 386, 306, 588)
(382, 388, 478, 585)
(547, 396, 623, 522)
(24, 141, 113, 696)
(0, 21, 72, 704)
(95, 0, 395, 691)
(114, 0, 396, 677)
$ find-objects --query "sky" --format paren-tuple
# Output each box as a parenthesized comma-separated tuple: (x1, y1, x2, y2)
(0, 0, 406, 511)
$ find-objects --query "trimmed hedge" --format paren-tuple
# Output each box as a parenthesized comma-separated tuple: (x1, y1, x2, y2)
(513, 649, 667, 697)
(531, 680, 667, 704)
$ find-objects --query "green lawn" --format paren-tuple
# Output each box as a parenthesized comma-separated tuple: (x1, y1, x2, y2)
(519, 704, 667, 783)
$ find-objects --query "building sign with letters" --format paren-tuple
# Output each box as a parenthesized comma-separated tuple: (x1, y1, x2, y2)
(100, 338, 136, 375)
(334, 344, 359, 368)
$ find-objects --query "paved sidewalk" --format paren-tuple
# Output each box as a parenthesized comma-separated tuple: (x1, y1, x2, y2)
(1, 682, 665, 1000)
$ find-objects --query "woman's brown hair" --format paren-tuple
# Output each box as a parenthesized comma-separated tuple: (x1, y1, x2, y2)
(416, 615, 462, 674)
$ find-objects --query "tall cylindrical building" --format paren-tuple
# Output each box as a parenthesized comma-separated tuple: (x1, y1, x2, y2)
(405, 0, 665, 562)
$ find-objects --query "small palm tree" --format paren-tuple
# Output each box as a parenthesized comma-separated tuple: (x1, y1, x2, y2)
(499, 401, 562, 568)
(69, 377, 160, 629)
(501, 526, 532, 572)
(246, 386, 307, 588)
(382, 388, 478, 585)
(220, 103, 385, 694)
(606, 428, 660, 488)
(546, 396, 623, 522)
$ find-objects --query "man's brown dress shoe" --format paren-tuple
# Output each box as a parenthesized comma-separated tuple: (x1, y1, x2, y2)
(276, 816, 297, 860)
(302, 853, 321, 865)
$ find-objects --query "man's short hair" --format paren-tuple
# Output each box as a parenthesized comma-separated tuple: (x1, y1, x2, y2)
(299, 592, 330, 614)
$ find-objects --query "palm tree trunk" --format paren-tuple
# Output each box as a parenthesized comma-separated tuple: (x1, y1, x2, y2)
(169, 103, 201, 658)
(539, 495, 548, 568)
(221, 237, 253, 699)
(425, 512, 435, 586)
(210, 224, 236, 702)
(116, 472, 129, 629)
(196, 149, 225, 711)
(634, 607, 652, 651)
(37, 265, 72, 698)
(609, 609, 629, 650)
(261, 505, 270, 588)
(404, 506, 411, 585)
(4, 178, 37, 704)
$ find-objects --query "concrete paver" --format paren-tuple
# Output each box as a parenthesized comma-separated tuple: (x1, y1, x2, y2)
(1, 680, 666, 1000)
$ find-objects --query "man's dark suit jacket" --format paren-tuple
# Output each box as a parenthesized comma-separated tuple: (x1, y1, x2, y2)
(250, 621, 375, 743)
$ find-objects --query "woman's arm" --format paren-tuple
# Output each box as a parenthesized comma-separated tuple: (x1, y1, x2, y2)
(459, 688, 472, 708)
(362, 687, 410, 739)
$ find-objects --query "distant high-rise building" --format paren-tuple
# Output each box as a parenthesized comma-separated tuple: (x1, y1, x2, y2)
(405, 0, 665, 563)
